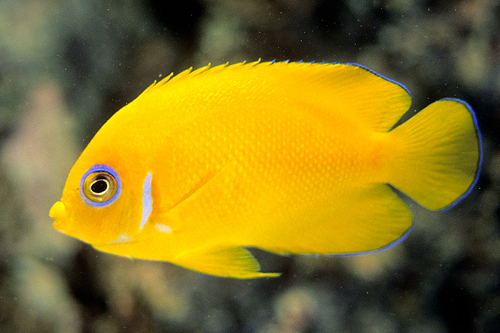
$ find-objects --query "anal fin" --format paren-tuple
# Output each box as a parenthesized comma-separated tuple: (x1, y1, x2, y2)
(263, 183, 414, 256)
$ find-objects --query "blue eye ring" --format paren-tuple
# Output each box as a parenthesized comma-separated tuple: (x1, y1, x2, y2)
(80, 164, 122, 208)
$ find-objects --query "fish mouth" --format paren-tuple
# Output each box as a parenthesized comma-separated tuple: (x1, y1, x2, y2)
(50, 201, 68, 230)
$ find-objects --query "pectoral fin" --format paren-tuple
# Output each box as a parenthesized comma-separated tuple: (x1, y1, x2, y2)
(172, 246, 280, 279)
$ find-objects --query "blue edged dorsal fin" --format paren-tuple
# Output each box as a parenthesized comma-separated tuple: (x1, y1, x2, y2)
(138, 61, 412, 132)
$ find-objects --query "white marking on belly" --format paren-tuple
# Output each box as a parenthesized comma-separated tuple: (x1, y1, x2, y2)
(109, 233, 134, 244)
(155, 223, 172, 234)
(140, 172, 153, 231)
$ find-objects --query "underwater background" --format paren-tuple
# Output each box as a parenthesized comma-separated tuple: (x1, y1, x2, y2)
(0, 0, 499, 332)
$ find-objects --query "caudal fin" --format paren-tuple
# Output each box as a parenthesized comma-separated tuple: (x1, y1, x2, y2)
(388, 98, 482, 211)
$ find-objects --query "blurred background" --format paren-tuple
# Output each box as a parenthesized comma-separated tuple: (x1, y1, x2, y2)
(0, 0, 499, 332)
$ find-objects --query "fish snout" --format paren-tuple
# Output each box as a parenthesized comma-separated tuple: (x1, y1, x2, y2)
(50, 201, 68, 230)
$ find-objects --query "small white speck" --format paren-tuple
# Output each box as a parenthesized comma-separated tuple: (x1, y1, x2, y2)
(110, 233, 134, 244)
(155, 224, 172, 234)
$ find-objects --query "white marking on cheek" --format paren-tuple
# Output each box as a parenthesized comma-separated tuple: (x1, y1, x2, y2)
(140, 172, 153, 231)
(110, 233, 134, 244)
(155, 223, 172, 234)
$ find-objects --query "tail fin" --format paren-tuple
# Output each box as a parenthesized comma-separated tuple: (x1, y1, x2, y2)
(388, 98, 482, 211)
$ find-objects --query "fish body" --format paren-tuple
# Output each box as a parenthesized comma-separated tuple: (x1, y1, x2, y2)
(50, 61, 482, 278)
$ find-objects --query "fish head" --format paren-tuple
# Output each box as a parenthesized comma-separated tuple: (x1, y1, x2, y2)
(50, 144, 144, 246)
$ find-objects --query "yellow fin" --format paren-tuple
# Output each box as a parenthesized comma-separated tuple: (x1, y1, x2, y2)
(336, 184, 414, 254)
(388, 99, 481, 210)
(300, 63, 413, 132)
(264, 184, 414, 255)
(172, 246, 280, 279)
(138, 61, 412, 132)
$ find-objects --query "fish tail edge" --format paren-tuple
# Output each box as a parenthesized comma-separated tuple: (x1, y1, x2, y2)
(387, 98, 482, 211)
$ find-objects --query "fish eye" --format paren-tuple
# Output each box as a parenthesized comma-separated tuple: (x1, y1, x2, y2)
(84, 173, 115, 201)
(90, 177, 109, 194)
(80, 165, 121, 207)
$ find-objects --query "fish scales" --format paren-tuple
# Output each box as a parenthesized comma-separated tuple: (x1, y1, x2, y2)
(50, 61, 482, 278)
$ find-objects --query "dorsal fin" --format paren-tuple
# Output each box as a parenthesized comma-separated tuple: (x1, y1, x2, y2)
(138, 61, 412, 132)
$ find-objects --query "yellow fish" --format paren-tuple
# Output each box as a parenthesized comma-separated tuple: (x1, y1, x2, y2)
(50, 61, 482, 278)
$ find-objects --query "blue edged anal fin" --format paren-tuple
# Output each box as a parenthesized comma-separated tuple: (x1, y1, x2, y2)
(172, 245, 280, 278)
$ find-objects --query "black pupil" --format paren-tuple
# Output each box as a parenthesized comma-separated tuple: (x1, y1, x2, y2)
(91, 178, 108, 194)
